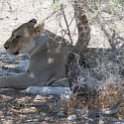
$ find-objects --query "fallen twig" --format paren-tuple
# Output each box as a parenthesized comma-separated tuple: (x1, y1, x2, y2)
(26, 86, 71, 95)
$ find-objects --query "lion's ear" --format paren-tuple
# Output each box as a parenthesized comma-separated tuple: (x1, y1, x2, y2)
(27, 19, 37, 28)
(29, 19, 37, 24)
(34, 23, 45, 34)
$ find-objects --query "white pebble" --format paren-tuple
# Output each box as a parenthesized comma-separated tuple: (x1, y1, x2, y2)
(67, 115, 77, 121)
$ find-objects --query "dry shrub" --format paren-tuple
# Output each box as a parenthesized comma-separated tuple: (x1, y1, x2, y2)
(66, 48, 124, 118)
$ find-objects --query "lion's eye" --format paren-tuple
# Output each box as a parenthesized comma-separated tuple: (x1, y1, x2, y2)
(16, 35, 21, 39)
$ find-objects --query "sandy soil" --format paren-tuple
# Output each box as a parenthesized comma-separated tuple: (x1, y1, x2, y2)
(0, 51, 123, 124)
(0, 1, 124, 123)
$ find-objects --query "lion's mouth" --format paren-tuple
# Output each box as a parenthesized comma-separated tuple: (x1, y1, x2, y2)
(13, 51, 19, 55)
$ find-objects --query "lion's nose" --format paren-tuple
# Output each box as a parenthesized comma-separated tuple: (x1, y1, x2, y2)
(4, 44, 9, 50)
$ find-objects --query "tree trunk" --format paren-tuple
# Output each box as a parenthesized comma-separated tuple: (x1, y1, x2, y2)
(73, 0, 91, 54)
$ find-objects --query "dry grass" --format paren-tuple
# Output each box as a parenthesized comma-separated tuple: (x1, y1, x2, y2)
(63, 83, 123, 118)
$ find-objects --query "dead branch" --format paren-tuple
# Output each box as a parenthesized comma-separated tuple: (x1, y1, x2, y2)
(42, 8, 61, 23)
(96, 14, 124, 49)
(61, 4, 73, 44)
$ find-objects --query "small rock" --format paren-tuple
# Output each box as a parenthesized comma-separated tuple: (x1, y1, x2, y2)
(48, 95, 54, 100)
(44, 117, 49, 121)
(98, 119, 104, 124)
(25, 119, 39, 122)
(57, 112, 65, 117)
(40, 112, 46, 117)
(60, 93, 71, 100)
(34, 95, 47, 102)
(88, 118, 94, 122)
(67, 115, 77, 121)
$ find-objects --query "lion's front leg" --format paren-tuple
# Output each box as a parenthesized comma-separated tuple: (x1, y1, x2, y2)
(0, 72, 40, 88)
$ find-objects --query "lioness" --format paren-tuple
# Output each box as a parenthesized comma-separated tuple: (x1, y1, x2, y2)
(0, 19, 71, 88)
(0, 14, 90, 88)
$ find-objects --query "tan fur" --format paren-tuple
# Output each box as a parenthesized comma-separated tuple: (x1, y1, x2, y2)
(1, 16, 90, 88)
(1, 19, 71, 88)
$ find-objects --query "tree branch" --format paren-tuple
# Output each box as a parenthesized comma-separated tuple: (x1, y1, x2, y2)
(60, 4, 73, 44)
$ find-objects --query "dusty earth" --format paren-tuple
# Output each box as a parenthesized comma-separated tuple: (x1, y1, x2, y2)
(0, 51, 123, 124)
(0, 1, 124, 124)
(0, 88, 69, 124)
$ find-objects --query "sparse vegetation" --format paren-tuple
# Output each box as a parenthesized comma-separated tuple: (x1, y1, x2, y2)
(0, 0, 124, 123)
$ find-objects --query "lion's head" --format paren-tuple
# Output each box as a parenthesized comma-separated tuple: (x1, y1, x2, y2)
(4, 19, 44, 55)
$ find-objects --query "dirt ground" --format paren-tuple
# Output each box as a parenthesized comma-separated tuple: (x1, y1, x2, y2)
(0, 88, 73, 124)
(0, 87, 123, 124)
(0, 52, 123, 124)
(0, 1, 124, 123)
